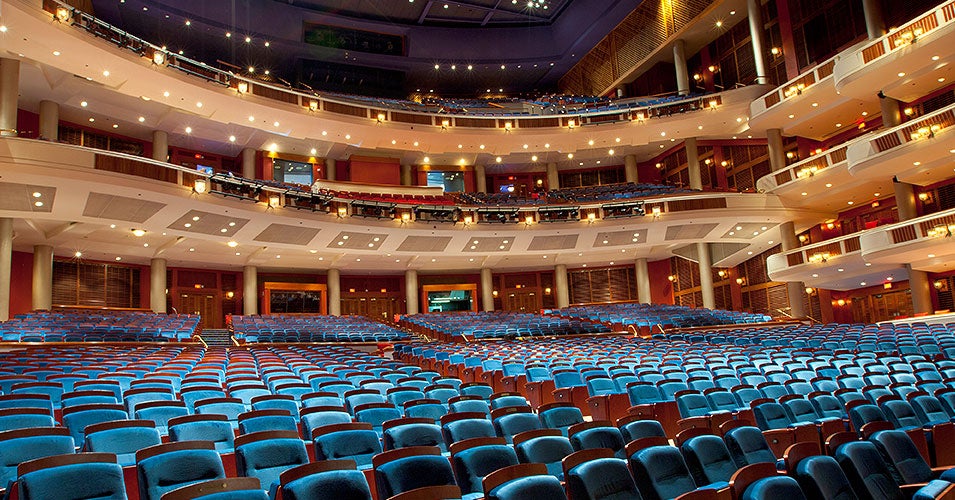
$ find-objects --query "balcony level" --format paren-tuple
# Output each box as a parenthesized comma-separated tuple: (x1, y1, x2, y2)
(767, 231, 907, 291)
(834, 1, 955, 103)
(846, 102, 955, 186)
(860, 207, 955, 273)
(756, 139, 893, 212)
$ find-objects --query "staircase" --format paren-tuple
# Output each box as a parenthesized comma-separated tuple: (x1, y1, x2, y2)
(200, 329, 234, 347)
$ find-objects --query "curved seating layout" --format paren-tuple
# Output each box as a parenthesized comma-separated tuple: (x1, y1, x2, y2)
(0, 310, 199, 342)
(231, 315, 410, 343)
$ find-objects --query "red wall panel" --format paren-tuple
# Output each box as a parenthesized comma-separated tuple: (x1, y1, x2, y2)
(10, 251, 33, 316)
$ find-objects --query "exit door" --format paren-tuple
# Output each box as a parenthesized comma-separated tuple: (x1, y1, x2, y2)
(180, 293, 220, 330)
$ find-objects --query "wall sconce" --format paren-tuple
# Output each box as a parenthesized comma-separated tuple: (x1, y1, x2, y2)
(926, 224, 955, 238)
(783, 83, 805, 98)
(708, 99, 718, 109)
(824, 222, 836, 230)
(503, 121, 512, 132)
(798, 234, 808, 243)
(381, 288, 387, 293)
(193, 178, 207, 194)
(308, 100, 319, 111)
(693, 73, 702, 81)
(492, 290, 499, 297)
(904, 107, 914, 116)
(883, 282, 893, 289)
(708, 65, 719, 73)
(152, 50, 166, 66)
(918, 192, 933, 202)
(667, 275, 677, 282)
(377, 113, 386, 123)
(935, 280, 948, 291)
(544, 287, 552, 295)
(717, 270, 727, 278)
(400, 212, 411, 223)
(770, 46, 781, 56)
(226, 291, 235, 299)
(55, 6, 72, 23)
(463, 214, 473, 225)
(236, 81, 249, 94)
(268, 195, 280, 208)
(524, 215, 535, 225)
(587, 212, 596, 223)
(805, 287, 815, 295)
(651, 206, 661, 217)
(786, 151, 796, 160)
(808, 252, 831, 263)
(894, 27, 923, 47)
(736, 277, 746, 285)
(836, 299, 846, 306)
(796, 165, 819, 178)
(634, 112, 645, 122)
(567, 119, 576, 129)
(337, 206, 348, 218)
(441, 119, 450, 130)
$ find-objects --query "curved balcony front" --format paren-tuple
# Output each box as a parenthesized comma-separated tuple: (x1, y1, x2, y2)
(833, 1, 955, 103)
(767, 232, 907, 290)
(846, 103, 955, 186)
(860, 207, 955, 272)
(749, 52, 876, 141)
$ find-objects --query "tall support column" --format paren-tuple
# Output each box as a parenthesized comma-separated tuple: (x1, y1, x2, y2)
(0, 59, 19, 136)
(673, 39, 690, 96)
(38, 101, 58, 141)
(747, 0, 770, 85)
(616, 86, 626, 98)
(400, 164, 413, 186)
(635, 258, 651, 304)
(243, 266, 258, 316)
(474, 164, 487, 193)
(893, 179, 933, 314)
(405, 270, 419, 315)
(241, 148, 256, 179)
(327, 268, 341, 316)
(779, 222, 807, 318)
(862, 0, 887, 39)
(894, 179, 918, 220)
(149, 258, 167, 313)
(554, 264, 570, 309)
(152, 131, 168, 162)
(697, 242, 716, 309)
(624, 155, 639, 184)
(880, 94, 902, 128)
(480, 268, 494, 312)
(546, 162, 559, 190)
(0, 219, 11, 321)
(685, 138, 702, 190)
(32, 245, 53, 311)
(325, 159, 337, 181)
(767, 128, 787, 172)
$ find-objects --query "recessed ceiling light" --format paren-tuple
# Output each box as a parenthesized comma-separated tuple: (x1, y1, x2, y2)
(74, 251, 82, 258)
(102, 70, 109, 77)
(227, 241, 238, 247)
(115, 257, 122, 261)
(52, 51, 60, 56)
(80, 101, 88, 107)
(185, 126, 192, 134)
(34, 201, 43, 207)
(138, 116, 145, 122)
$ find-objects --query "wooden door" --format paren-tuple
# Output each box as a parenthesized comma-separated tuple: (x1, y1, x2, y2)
(180, 292, 219, 330)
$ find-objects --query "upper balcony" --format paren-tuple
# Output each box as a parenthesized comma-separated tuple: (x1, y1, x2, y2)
(766, 230, 907, 290)
(833, 1, 955, 103)
(860, 207, 955, 273)
(846, 102, 955, 186)
(748, 51, 876, 141)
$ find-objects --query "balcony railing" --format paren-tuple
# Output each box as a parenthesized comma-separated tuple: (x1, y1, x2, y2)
(778, 232, 865, 267)
(857, 1, 954, 65)
(766, 145, 851, 190)
(867, 103, 955, 154)
(883, 209, 955, 244)
(755, 53, 839, 112)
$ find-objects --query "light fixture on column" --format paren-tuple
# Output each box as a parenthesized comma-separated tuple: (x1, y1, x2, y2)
(667, 275, 677, 282)
(736, 277, 746, 285)
(55, 6, 72, 23)
(805, 287, 815, 295)
(717, 270, 727, 278)
(193, 178, 207, 194)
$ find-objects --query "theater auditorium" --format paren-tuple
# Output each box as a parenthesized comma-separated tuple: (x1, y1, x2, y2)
(0, 0, 952, 498)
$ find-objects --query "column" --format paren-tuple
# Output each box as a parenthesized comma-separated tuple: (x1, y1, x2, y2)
(243, 266, 258, 315)
(880, 94, 902, 128)
(151, 130, 168, 162)
(400, 164, 413, 186)
(635, 258, 651, 304)
(480, 268, 494, 312)
(624, 155, 639, 184)
(31, 245, 53, 311)
(779, 222, 807, 318)
(474, 164, 487, 193)
(149, 258, 167, 313)
(546, 162, 559, 190)
(685, 138, 702, 190)
(673, 39, 690, 96)
(862, 0, 887, 39)
(0, 219, 10, 321)
(747, 0, 770, 85)
(327, 268, 341, 316)
(894, 180, 933, 314)
(405, 270, 419, 315)
(241, 148, 256, 179)
(325, 158, 337, 181)
(0, 59, 19, 136)
(616, 86, 626, 99)
(767, 128, 786, 172)
(38, 101, 59, 141)
(697, 242, 716, 309)
(554, 264, 570, 309)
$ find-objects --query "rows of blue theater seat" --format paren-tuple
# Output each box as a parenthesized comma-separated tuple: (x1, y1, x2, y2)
(546, 302, 773, 330)
(453, 182, 685, 206)
(398, 311, 610, 339)
(0, 310, 199, 342)
(230, 315, 410, 343)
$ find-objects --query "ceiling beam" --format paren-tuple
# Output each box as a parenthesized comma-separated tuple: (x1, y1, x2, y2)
(417, 0, 434, 24)
(153, 236, 185, 257)
(44, 221, 80, 240)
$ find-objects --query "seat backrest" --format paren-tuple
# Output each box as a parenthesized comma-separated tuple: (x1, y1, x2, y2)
(449, 438, 519, 495)
(847, 404, 887, 434)
(482, 463, 565, 500)
(167, 415, 235, 453)
(234, 430, 309, 494)
(84, 420, 162, 466)
(538, 404, 584, 435)
(753, 402, 793, 431)
(630, 445, 697, 500)
(739, 475, 808, 500)
(382, 420, 447, 452)
(834, 441, 903, 500)
(568, 422, 626, 458)
(618, 418, 666, 442)
(880, 400, 922, 430)
(312, 423, 382, 469)
(0, 408, 55, 433)
(513, 431, 574, 479)
(681, 434, 738, 486)
(910, 395, 951, 425)
(493, 412, 541, 443)
(810, 395, 846, 419)
(17, 453, 126, 500)
(136, 441, 227, 500)
(279, 461, 373, 500)
(794, 454, 859, 500)
(61, 404, 128, 444)
(564, 453, 640, 500)
(723, 426, 777, 468)
(0, 427, 75, 488)
(677, 393, 711, 418)
(372, 447, 456, 500)
(869, 429, 934, 484)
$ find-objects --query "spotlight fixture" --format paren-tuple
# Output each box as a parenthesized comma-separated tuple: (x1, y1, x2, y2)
(131, 229, 146, 237)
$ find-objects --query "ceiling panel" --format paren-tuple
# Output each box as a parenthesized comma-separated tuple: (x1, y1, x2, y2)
(396, 236, 453, 252)
(165, 210, 249, 237)
(0, 183, 55, 213)
(83, 192, 166, 223)
(327, 231, 387, 250)
(253, 223, 320, 245)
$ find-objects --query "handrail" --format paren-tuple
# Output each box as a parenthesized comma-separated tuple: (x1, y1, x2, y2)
(758, 138, 857, 191)
(853, 0, 955, 66)
(862, 102, 955, 154)
(193, 335, 208, 348)
(777, 229, 868, 267)
(754, 51, 843, 111)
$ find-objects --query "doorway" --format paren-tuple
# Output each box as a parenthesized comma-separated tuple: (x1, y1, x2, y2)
(179, 292, 220, 330)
